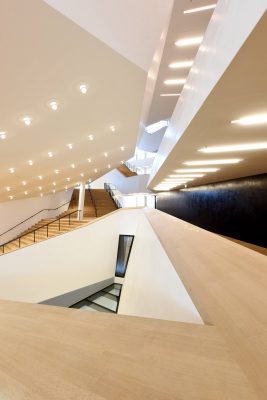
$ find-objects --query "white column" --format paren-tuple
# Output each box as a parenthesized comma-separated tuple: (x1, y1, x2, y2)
(77, 182, 86, 220)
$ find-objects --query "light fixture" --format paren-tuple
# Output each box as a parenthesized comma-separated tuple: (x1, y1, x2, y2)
(71, 163, 75, 168)
(55, 170, 59, 174)
(164, 79, 186, 85)
(6, 187, 10, 192)
(38, 175, 43, 180)
(24, 191, 28, 195)
(104, 152, 108, 157)
(169, 61, 193, 69)
(87, 158, 92, 163)
(175, 36, 203, 47)
(48, 152, 53, 158)
(9, 168, 15, 173)
(166, 174, 205, 178)
(22, 181, 27, 186)
(160, 93, 180, 97)
(52, 182, 56, 186)
(9, 195, 13, 200)
(174, 168, 219, 173)
(38, 186, 42, 191)
(88, 134, 94, 141)
(94, 168, 98, 173)
(66, 177, 70, 181)
(65, 186, 68, 190)
(231, 113, 267, 126)
(40, 193, 43, 197)
(79, 84, 88, 94)
(28, 160, 33, 166)
(183, 4, 216, 14)
(22, 116, 32, 126)
(80, 173, 84, 177)
(167, 177, 195, 181)
(145, 120, 169, 134)
(120, 161, 124, 164)
(52, 189, 56, 193)
(120, 146, 125, 151)
(107, 164, 111, 169)
(184, 159, 242, 166)
(199, 143, 267, 153)
(67, 143, 73, 149)
(110, 126, 116, 132)
(0, 131, 6, 139)
(49, 100, 58, 111)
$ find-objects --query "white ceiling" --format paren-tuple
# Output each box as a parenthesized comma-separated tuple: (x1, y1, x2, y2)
(43, 0, 174, 71)
(0, 0, 148, 202)
(148, 8, 267, 190)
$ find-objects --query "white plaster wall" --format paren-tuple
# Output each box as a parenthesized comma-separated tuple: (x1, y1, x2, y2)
(0, 209, 142, 303)
(118, 212, 203, 324)
(0, 189, 73, 245)
(91, 169, 149, 193)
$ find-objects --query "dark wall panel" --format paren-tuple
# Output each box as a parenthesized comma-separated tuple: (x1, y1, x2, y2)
(156, 173, 267, 248)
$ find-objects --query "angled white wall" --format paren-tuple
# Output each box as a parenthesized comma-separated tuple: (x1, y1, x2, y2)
(0, 189, 73, 246)
(91, 169, 149, 193)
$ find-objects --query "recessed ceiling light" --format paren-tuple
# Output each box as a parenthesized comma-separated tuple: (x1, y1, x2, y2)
(38, 186, 42, 191)
(183, 4, 216, 14)
(231, 113, 267, 125)
(67, 143, 73, 149)
(28, 160, 33, 166)
(49, 100, 59, 111)
(184, 159, 242, 166)
(167, 177, 195, 181)
(108, 164, 111, 169)
(38, 175, 43, 180)
(88, 134, 94, 141)
(94, 168, 98, 173)
(120, 146, 125, 151)
(174, 168, 219, 173)
(6, 187, 11, 192)
(79, 84, 88, 94)
(175, 36, 203, 47)
(104, 152, 108, 157)
(9, 195, 14, 200)
(22, 116, 32, 126)
(48, 152, 53, 158)
(22, 181, 27, 186)
(66, 177, 70, 181)
(80, 173, 84, 177)
(52, 189, 56, 194)
(65, 186, 68, 190)
(166, 174, 205, 178)
(55, 170, 59, 174)
(164, 79, 186, 85)
(110, 125, 116, 132)
(0, 131, 6, 139)
(160, 93, 180, 97)
(24, 191, 28, 195)
(52, 182, 56, 186)
(87, 158, 92, 163)
(145, 120, 169, 134)
(71, 163, 75, 168)
(199, 143, 267, 153)
(88, 179, 92, 183)
(9, 168, 15, 173)
(169, 61, 193, 69)
(40, 193, 43, 197)
(120, 161, 124, 164)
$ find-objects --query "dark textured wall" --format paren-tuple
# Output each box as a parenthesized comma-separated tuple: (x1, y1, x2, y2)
(156, 173, 267, 248)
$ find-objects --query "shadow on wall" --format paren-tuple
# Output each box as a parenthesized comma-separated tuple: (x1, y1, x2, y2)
(156, 173, 267, 248)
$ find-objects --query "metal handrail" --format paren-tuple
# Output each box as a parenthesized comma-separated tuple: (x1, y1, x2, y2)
(104, 183, 122, 209)
(0, 209, 81, 254)
(0, 199, 72, 238)
(88, 187, 97, 217)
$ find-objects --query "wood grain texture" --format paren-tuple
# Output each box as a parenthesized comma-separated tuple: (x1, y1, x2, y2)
(0, 300, 258, 400)
(145, 208, 267, 400)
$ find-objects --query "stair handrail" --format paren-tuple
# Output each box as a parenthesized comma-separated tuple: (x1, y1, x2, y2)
(104, 183, 122, 209)
(0, 209, 81, 254)
(0, 200, 72, 239)
(88, 187, 97, 217)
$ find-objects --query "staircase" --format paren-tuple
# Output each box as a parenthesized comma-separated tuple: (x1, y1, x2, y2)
(117, 162, 137, 177)
(90, 189, 117, 216)
(71, 283, 122, 313)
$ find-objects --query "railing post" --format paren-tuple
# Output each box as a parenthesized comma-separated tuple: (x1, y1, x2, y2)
(19, 237, 21, 248)
(59, 218, 61, 231)
(2, 245, 4, 254)
(34, 230, 36, 243)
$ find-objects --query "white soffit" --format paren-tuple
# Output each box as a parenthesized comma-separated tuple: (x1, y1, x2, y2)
(148, 0, 267, 190)
(42, 0, 174, 71)
(0, 0, 147, 202)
